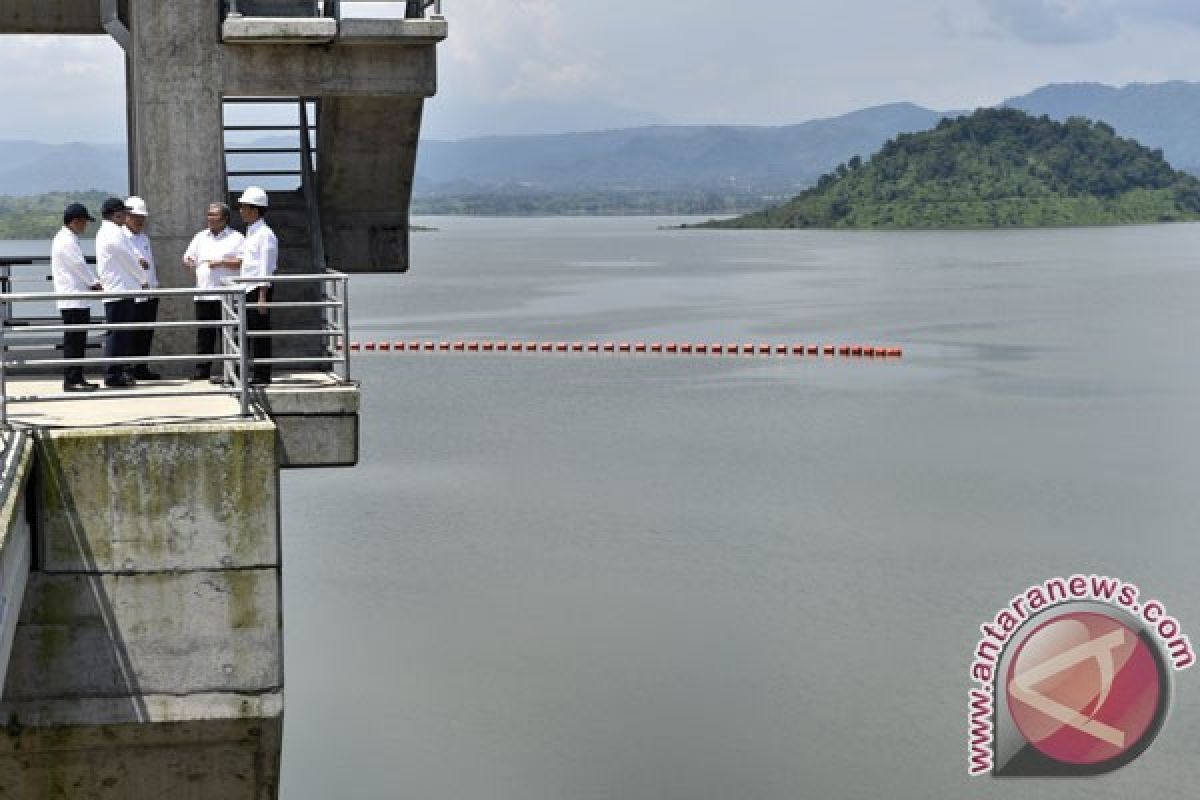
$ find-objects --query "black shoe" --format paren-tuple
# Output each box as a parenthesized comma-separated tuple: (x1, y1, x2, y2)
(192, 370, 211, 381)
(209, 375, 228, 385)
(63, 380, 99, 393)
(104, 375, 135, 388)
(134, 368, 162, 381)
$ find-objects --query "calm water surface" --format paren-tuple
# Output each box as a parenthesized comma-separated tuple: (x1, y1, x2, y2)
(279, 217, 1200, 799)
(13, 218, 1200, 797)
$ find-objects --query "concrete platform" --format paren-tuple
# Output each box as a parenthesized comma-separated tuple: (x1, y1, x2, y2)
(0, 408, 286, 799)
(222, 16, 337, 44)
(3, 372, 350, 430)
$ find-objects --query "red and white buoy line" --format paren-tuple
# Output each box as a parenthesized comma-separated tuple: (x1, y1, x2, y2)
(341, 340, 903, 359)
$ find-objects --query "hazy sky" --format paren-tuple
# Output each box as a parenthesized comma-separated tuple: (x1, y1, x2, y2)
(2, 0, 1200, 142)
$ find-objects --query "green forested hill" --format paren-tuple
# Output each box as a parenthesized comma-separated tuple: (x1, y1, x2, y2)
(0, 191, 113, 240)
(703, 109, 1200, 229)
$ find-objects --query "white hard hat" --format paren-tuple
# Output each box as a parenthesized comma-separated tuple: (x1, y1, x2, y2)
(237, 187, 269, 208)
(125, 196, 149, 216)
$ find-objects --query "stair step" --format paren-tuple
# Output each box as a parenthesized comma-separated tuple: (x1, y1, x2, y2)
(226, 147, 302, 154)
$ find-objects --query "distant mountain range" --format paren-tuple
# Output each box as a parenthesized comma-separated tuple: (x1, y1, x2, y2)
(3, 82, 1200, 208)
(0, 141, 127, 196)
(415, 82, 1200, 201)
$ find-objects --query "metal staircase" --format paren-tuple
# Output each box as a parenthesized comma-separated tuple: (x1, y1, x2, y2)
(222, 96, 327, 360)
(222, 95, 326, 273)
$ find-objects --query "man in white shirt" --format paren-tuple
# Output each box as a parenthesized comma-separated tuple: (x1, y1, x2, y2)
(50, 203, 100, 391)
(96, 197, 149, 388)
(183, 202, 245, 381)
(124, 196, 161, 381)
(237, 187, 278, 385)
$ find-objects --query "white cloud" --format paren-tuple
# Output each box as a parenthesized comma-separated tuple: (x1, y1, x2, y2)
(977, 0, 1200, 44)
(0, 35, 125, 142)
(442, 0, 604, 101)
(7, 2, 1200, 141)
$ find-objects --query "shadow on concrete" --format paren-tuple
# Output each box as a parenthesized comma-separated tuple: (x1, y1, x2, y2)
(0, 435, 148, 723)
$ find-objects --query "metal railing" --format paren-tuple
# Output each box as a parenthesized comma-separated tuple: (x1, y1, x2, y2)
(226, 1, 443, 19)
(0, 271, 351, 428)
(231, 271, 351, 381)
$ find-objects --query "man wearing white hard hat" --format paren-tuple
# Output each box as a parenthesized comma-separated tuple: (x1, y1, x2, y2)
(123, 196, 161, 380)
(236, 186, 278, 385)
(96, 197, 148, 388)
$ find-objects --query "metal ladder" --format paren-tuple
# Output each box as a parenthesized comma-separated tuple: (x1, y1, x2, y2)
(222, 96, 326, 272)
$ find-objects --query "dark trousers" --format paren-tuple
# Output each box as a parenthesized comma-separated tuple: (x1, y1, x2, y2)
(133, 298, 159, 364)
(60, 308, 90, 384)
(247, 287, 273, 382)
(194, 299, 222, 377)
(103, 299, 137, 381)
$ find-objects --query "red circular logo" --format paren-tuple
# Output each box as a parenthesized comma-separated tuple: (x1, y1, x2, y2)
(1005, 611, 1165, 766)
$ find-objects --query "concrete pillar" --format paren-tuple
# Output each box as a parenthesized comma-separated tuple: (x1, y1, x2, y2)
(318, 96, 425, 272)
(0, 421, 283, 798)
(126, 0, 229, 347)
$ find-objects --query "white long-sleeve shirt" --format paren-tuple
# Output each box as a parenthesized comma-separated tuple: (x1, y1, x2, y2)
(184, 227, 245, 301)
(123, 227, 159, 300)
(95, 219, 147, 301)
(239, 218, 278, 293)
(50, 226, 98, 311)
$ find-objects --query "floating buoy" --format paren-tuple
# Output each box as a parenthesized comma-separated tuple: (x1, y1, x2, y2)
(357, 339, 904, 361)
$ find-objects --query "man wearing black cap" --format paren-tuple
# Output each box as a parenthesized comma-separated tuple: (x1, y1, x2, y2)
(96, 197, 149, 388)
(51, 203, 101, 391)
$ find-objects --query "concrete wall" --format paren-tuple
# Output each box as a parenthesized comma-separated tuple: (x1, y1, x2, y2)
(258, 382, 361, 467)
(319, 96, 425, 272)
(0, 433, 34, 695)
(0, 420, 283, 799)
(0, 1, 104, 34)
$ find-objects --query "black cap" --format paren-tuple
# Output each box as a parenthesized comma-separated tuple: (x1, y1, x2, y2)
(63, 203, 96, 224)
(101, 197, 130, 216)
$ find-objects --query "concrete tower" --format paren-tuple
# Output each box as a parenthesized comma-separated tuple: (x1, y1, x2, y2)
(0, 0, 446, 276)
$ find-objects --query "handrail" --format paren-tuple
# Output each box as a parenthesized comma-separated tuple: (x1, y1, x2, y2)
(232, 271, 351, 383)
(298, 98, 327, 272)
(0, 271, 352, 427)
(226, 1, 444, 20)
(0, 286, 249, 426)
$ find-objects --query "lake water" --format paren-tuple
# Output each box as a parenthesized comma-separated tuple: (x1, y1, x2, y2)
(7, 218, 1200, 798)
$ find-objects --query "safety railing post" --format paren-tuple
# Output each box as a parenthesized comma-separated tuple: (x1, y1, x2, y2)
(0, 312, 8, 430)
(324, 275, 336, 377)
(341, 274, 351, 383)
(237, 291, 250, 416)
(227, 1, 242, 18)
